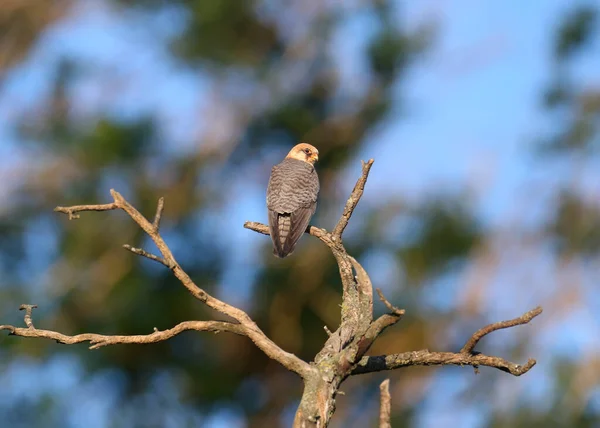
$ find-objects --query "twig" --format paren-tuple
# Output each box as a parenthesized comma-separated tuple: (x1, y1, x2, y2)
(460, 306, 543, 354)
(379, 379, 391, 428)
(332, 159, 374, 239)
(376, 288, 404, 316)
(123, 244, 170, 268)
(359, 289, 405, 345)
(19, 304, 38, 329)
(153, 197, 164, 231)
(364, 313, 404, 345)
(243, 221, 333, 247)
(54, 202, 118, 220)
(1, 317, 245, 349)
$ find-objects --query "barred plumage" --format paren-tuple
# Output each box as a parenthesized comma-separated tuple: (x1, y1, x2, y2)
(267, 144, 320, 258)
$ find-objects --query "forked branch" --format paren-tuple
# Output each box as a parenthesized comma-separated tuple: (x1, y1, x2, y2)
(353, 306, 543, 376)
(4, 189, 312, 378)
(1, 313, 245, 350)
(460, 306, 543, 354)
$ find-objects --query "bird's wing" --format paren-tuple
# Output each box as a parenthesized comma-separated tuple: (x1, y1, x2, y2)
(282, 203, 316, 256)
(267, 159, 319, 213)
(268, 208, 285, 257)
(267, 158, 319, 257)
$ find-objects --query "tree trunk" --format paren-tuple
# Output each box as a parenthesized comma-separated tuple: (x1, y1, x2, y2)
(293, 373, 342, 428)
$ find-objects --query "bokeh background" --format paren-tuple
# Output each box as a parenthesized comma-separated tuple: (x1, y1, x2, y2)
(0, 1, 599, 427)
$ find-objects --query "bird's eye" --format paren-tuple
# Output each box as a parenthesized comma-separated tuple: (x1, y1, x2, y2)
(303, 148, 311, 154)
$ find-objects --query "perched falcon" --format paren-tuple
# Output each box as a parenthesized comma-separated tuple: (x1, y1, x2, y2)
(267, 143, 320, 258)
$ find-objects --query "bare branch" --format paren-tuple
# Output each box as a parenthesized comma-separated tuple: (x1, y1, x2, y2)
(353, 306, 542, 377)
(365, 313, 403, 345)
(375, 288, 404, 317)
(53, 190, 313, 378)
(359, 289, 405, 346)
(243, 221, 333, 247)
(54, 202, 118, 220)
(332, 159, 374, 239)
(19, 304, 38, 329)
(461, 306, 543, 354)
(243, 221, 270, 236)
(353, 350, 537, 377)
(123, 244, 170, 268)
(1, 318, 244, 349)
(379, 379, 391, 428)
(153, 197, 165, 231)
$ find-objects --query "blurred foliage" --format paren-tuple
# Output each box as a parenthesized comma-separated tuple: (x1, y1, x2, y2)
(539, 4, 600, 257)
(554, 7, 597, 61)
(0, 1, 597, 428)
(0, 1, 71, 76)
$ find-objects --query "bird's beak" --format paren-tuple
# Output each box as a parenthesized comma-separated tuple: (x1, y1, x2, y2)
(314, 153, 319, 162)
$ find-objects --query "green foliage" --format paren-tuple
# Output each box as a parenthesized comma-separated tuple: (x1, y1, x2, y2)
(398, 198, 480, 285)
(554, 7, 597, 60)
(80, 118, 154, 165)
(171, 0, 283, 67)
(550, 190, 600, 256)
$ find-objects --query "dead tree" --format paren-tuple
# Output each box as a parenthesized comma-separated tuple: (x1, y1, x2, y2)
(1, 159, 542, 427)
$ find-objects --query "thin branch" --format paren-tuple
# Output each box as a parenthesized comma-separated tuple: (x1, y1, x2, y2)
(1, 318, 245, 350)
(19, 304, 38, 329)
(375, 288, 404, 317)
(360, 289, 405, 345)
(54, 202, 118, 220)
(353, 350, 537, 377)
(461, 306, 543, 354)
(153, 197, 165, 231)
(379, 379, 391, 428)
(365, 313, 403, 344)
(123, 244, 170, 268)
(332, 159, 374, 239)
(243, 221, 270, 235)
(243, 221, 333, 247)
(53, 190, 313, 378)
(353, 306, 542, 377)
(357, 314, 404, 362)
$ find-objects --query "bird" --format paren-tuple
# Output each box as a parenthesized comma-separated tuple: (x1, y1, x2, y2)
(266, 143, 320, 258)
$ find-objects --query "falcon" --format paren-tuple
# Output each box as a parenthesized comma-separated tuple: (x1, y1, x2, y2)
(267, 143, 320, 258)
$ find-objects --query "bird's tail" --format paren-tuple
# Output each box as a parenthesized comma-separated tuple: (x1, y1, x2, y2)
(271, 213, 295, 258)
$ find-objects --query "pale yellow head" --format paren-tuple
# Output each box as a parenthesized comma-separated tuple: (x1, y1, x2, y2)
(286, 143, 319, 165)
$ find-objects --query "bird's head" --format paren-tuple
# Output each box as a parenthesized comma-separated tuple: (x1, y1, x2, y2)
(286, 143, 319, 165)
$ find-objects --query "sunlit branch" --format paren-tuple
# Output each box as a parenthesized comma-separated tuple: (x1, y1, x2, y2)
(1, 315, 245, 350)
(49, 191, 312, 378)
